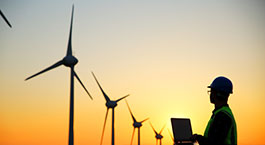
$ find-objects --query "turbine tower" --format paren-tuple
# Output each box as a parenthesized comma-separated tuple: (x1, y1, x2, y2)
(150, 123, 165, 145)
(0, 9, 12, 28)
(92, 72, 129, 145)
(125, 100, 148, 145)
(25, 5, 93, 145)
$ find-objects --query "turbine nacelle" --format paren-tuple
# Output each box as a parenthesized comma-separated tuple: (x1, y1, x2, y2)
(156, 134, 163, 139)
(63, 55, 78, 67)
(133, 122, 142, 128)
(106, 100, 117, 108)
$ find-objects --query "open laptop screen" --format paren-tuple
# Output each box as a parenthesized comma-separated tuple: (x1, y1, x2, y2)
(171, 118, 193, 142)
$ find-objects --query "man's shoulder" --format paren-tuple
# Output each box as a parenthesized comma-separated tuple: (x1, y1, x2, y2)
(214, 111, 232, 124)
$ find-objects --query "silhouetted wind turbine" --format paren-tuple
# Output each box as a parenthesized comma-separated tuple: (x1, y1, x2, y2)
(25, 5, 93, 145)
(125, 100, 148, 145)
(0, 9, 12, 28)
(92, 72, 129, 145)
(150, 123, 166, 145)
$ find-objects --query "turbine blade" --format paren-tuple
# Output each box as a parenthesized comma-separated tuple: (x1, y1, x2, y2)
(91, 72, 110, 102)
(160, 139, 162, 145)
(25, 60, 63, 81)
(125, 100, 136, 122)
(167, 129, 174, 141)
(66, 5, 74, 56)
(130, 128, 135, 145)
(150, 122, 158, 135)
(115, 94, 129, 103)
(159, 124, 166, 134)
(140, 118, 149, 123)
(0, 10, 12, 28)
(100, 109, 109, 145)
(73, 70, 93, 100)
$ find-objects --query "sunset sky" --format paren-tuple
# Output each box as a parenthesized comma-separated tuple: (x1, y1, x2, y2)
(1, 0, 265, 145)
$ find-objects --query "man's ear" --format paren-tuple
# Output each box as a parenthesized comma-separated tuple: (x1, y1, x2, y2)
(216, 92, 222, 97)
(216, 92, 228, 101)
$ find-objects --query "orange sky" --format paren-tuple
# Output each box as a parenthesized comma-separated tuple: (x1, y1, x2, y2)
(1, 1, 265, 145)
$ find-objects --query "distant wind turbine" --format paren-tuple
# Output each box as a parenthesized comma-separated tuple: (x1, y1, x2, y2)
(125, 100, 148, 145)
(150, 123, 166, 145)
(0, 9, 12, 28)
(92, 72, 129, 145)
(25, 5, 93, 145)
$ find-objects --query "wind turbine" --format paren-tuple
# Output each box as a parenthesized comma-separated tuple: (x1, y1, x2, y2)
(92, 72, 129, 145)
(0, 9, 12, 28)
(25, 5, 93, 145)
(125, 100, 148, 145)
(150, 123, 166, 145)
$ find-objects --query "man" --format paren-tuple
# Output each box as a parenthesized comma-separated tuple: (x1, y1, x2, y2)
(192, 76, 237, 145)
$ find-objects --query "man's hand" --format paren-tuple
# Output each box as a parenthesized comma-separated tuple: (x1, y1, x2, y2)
(191, 134, 198, 142)
(191, 134, 203, 143)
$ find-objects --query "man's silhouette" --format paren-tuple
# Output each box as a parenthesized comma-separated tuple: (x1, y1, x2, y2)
(192, 76, 237, 145)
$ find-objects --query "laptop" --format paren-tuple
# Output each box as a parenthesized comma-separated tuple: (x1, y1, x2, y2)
(171, 118, 193, 144)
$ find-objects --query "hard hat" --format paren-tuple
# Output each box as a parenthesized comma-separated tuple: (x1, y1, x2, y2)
(208, 76, 233, 94)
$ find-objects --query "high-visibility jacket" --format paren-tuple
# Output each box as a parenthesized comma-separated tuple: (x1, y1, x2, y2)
(204, 106, 237, 145)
